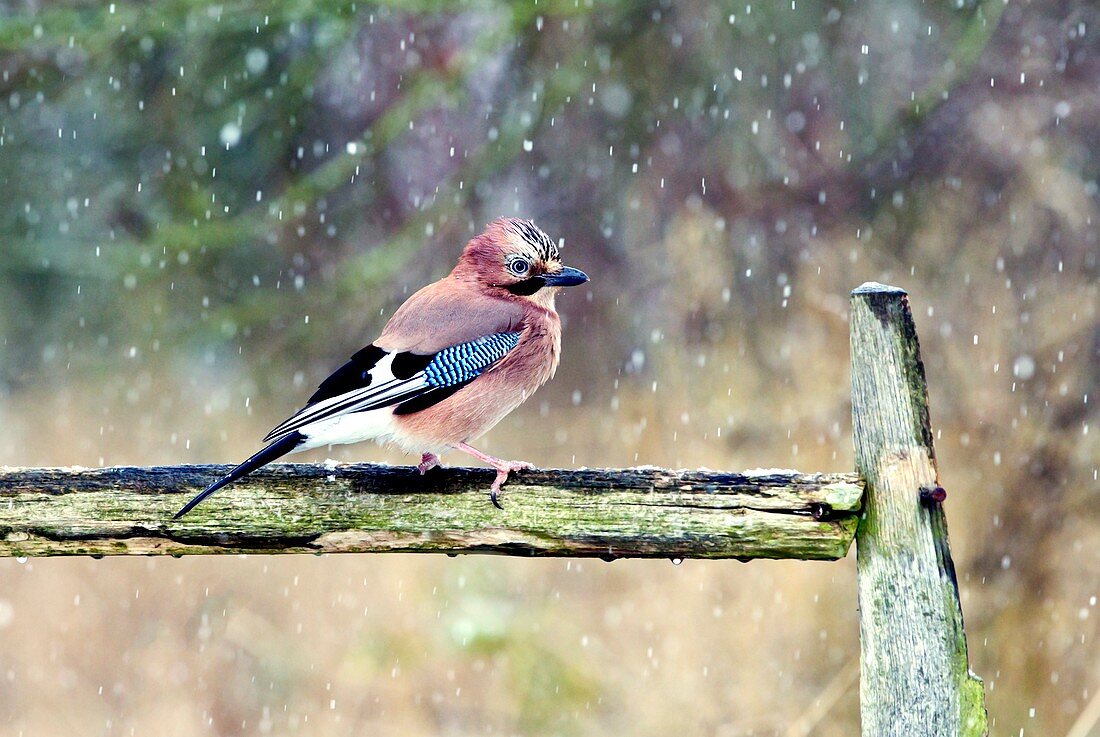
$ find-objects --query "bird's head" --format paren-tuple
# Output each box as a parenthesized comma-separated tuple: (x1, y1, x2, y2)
(455, 218, 589, 305)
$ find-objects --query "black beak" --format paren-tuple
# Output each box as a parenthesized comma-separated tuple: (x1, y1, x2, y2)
(542, 266, 589, 287)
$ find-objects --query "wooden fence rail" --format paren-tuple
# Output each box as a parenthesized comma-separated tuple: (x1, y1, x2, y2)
(0, 283, 987, 736)
(0, 465, 860, 559)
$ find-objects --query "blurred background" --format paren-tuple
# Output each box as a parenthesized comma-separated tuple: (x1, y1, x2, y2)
(1, 0, 1098, 734)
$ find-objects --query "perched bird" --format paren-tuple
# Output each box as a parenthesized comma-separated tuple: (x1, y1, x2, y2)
(174, 218, 588, 518)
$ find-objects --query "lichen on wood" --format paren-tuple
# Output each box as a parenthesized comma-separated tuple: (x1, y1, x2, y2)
(0, 464, 861, 560)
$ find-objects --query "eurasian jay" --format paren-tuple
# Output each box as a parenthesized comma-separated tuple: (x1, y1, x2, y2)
(174, 217, 588, 518)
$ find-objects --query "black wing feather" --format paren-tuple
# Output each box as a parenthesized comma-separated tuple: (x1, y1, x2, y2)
(390, 351, 434, 379)
(307, 345, 386, 405)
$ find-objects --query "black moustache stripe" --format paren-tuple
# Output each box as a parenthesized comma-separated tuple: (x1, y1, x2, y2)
(505, 276, 546, 296)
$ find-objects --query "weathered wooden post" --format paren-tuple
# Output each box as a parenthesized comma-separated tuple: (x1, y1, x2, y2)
(849, 283, 987, 736)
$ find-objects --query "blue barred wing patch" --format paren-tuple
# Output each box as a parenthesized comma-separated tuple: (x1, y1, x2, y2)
(424, 332, 521, 388)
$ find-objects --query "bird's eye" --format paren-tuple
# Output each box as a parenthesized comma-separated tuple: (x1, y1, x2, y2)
(508, 258, 531, 276)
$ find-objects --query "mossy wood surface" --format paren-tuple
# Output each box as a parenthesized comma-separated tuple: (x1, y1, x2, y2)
(0, 464, 861, 560)
(850, 283, 987, 737)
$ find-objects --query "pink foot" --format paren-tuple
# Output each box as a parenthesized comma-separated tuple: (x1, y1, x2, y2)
(489, 460, 535, 509)
(453, 442, 534, 509)
(418, 452, 441, 475)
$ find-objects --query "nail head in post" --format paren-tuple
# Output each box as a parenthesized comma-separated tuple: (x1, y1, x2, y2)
(919, 485, 948, 506)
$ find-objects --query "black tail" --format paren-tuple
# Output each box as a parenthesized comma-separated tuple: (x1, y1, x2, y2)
(173, 432, 306, 519)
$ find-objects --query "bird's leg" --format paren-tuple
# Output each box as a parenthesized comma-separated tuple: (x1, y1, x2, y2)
(417, 452, 441, 475)
(452, 442, 533, 509)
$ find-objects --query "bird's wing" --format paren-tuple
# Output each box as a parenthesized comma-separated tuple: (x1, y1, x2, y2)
(262, 332, 522, 443)
(376, 277, 525, 353)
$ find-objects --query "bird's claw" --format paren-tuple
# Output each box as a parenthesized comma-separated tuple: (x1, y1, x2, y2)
(418, 452, 441, 475)
(488, 461, 534, 510)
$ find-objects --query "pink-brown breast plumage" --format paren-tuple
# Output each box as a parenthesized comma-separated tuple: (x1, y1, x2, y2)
(389, 309, 560, 451)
